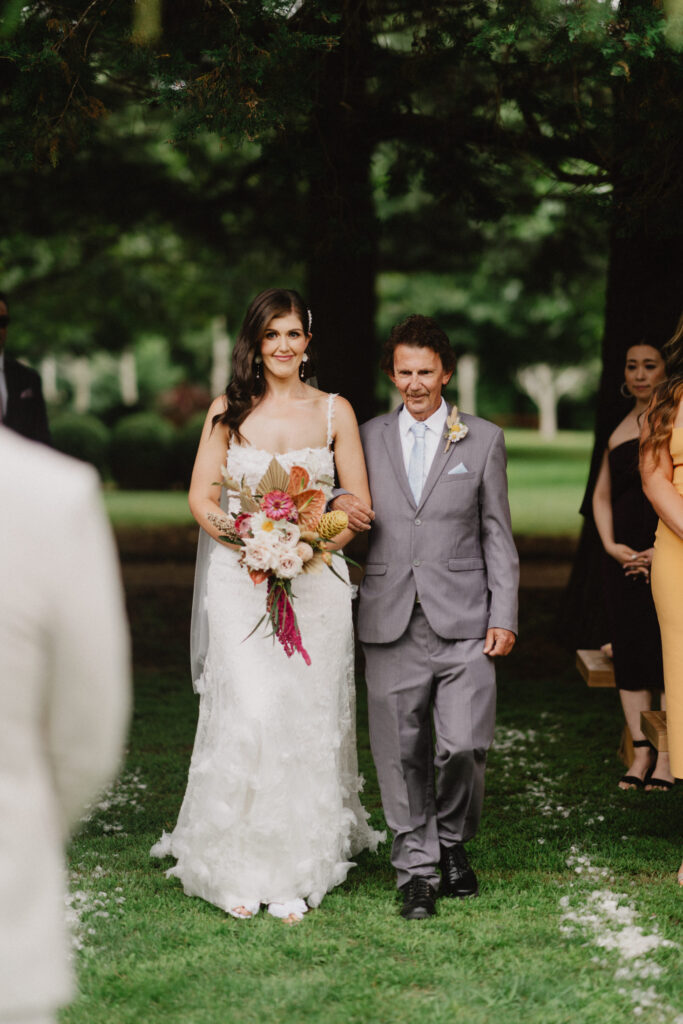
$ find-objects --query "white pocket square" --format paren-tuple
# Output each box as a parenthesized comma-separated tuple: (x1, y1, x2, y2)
(448, 462, 469, 475)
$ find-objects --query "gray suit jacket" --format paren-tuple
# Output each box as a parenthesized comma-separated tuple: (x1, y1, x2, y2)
(358, 406, 519, 645)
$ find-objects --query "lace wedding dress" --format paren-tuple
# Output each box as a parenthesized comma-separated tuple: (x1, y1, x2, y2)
(151, 395, 383, 917)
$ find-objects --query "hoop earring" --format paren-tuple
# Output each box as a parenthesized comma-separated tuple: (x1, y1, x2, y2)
(255, 355, 263, 380)
(300, 352, 309, 381)
(620, 381, 631, 398)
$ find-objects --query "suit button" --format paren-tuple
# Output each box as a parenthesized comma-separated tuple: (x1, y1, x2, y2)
(415, 518, 422, 526)
(413, 559, 421, 567)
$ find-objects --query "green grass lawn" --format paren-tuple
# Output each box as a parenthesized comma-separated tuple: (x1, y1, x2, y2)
(504, 428, 592, 537)
(104, 429, 594, 536)
(61, 585, 683, 1024)
(104, 490, 194, 527)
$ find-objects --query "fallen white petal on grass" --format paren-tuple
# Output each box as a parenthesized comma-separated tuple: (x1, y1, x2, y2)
(491, 720, 572, 824)
(561, 848, 682, 1022)
(66, 771, 143, 953)
(80, 768, 147, 835)
(65, 866, 126, 955)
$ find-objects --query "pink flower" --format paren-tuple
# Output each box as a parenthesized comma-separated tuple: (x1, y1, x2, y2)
(234, 513, 252, 538)
(262, 490, 298, 522)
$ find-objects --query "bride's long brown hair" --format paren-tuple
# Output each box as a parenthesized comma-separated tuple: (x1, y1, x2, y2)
(642, 312, 683, 465)
(213, 288, 313, 442)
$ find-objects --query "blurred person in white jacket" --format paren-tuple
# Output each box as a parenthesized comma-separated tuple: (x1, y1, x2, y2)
(0, 426, 131, 1024)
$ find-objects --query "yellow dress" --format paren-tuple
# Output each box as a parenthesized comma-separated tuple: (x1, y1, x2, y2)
(651, 427, 683, 778)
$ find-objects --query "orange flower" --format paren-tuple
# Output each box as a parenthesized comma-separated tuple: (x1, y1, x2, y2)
(287, 465, 311, 495)
(292, 489, 326, 530)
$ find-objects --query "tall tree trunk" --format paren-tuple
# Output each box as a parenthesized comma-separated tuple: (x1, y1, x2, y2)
(559, 232, 683, 648)
(559, 37, 683, 648)
(559, 8, 683, 647)
(119, 350, 139, 406)
(305, 0, 378, 425)
(211, 317, 231, 399)
(457, 354, 478, 416)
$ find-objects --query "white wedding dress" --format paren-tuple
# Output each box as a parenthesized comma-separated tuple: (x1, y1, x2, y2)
(151, 395, 383, 916)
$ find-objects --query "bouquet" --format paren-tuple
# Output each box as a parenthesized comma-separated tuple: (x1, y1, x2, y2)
(208, 458, 350, 665)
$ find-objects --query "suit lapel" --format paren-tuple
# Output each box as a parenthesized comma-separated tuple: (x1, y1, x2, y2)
(381, 409, 417, 508)
(416, 403, 460, 511)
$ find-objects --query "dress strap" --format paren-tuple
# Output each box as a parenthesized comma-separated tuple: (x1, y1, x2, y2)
(326, 393, 338, 449)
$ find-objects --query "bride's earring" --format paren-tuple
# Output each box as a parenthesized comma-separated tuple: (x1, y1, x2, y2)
(255, 355, 263, 380)
(620, 381, 631, 398)
(300, 352, 309, 381)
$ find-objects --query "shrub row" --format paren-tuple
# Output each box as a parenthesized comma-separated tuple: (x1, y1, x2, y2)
(51, 411, 206, 489)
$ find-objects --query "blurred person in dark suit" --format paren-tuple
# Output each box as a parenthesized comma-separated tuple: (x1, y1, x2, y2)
(0, 291, 51, 444)
(0, 427, 131, 1024)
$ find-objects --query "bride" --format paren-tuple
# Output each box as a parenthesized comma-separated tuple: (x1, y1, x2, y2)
(151, 288, 383, 924)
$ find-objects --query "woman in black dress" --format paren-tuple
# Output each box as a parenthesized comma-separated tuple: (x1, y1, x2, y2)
(593, 343, 673, 790)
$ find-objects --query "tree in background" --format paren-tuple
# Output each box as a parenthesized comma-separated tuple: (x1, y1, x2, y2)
(2, 1, 683, 640)
(0, 0, 612, 425)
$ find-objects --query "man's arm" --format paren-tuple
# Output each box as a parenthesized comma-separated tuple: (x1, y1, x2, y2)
(480, 429, 519, 651)
(47, 469, 131, 834)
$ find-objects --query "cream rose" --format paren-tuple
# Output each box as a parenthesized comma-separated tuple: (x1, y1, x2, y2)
(295, 541, 314, 563)
(243, 538, 279, 573)
(278, 521, 301, 548)
(276, 550, 304, 579)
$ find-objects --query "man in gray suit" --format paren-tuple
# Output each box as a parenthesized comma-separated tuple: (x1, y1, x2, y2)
(333, 315, 518, 919)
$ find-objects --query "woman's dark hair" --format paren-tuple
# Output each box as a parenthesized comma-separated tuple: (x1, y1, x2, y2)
(380, 314, 456, 375)
(213, 288, 312, 441)
(642, 312, 683, 464)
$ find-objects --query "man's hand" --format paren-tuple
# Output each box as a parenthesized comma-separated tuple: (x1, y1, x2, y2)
(330, 493, 375, 532)
(483, 628, 516, 658)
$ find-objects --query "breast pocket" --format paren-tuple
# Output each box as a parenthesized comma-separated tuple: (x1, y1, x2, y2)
(444, 471, 476, 482)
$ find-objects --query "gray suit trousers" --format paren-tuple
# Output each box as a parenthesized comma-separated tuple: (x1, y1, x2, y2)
(363, 606, 496, 889)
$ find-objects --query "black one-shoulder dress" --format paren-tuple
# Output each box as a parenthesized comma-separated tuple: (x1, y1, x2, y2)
(602, 439, 663, 692)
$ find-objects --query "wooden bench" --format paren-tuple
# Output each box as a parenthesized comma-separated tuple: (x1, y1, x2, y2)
(576, 648, 615, 687)
(576, 649, 632, 766)
(641, 710, 668, 751)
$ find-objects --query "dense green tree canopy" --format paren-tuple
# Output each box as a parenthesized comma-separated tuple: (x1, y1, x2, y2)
(1, 1, 681, 423)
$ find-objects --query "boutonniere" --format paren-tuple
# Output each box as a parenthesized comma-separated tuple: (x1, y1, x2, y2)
(443, 406, 468, 453)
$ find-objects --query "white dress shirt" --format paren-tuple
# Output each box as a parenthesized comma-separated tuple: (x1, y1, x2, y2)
(398, 398, 448, 491)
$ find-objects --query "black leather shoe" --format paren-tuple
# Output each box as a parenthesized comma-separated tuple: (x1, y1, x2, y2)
(439, 843, 478, 898)
(399, 877, 437, 919)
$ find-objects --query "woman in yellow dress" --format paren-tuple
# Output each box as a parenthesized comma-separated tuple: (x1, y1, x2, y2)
(641, 314, 683, 884)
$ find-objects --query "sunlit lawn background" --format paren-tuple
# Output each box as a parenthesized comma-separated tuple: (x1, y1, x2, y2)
(103, 428, 594, 536)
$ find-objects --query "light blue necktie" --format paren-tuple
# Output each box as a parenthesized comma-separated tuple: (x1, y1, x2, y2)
(408, 421, 427, 503)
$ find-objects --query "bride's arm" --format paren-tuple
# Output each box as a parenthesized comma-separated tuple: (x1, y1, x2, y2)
(326, 396, 372, 551)
(188, 398, 240, 546)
